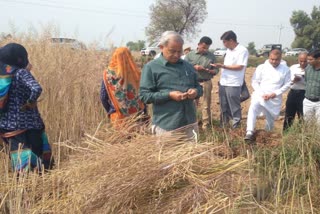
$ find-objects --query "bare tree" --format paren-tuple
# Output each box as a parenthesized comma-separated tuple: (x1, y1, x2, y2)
(146, 0, 207, 43)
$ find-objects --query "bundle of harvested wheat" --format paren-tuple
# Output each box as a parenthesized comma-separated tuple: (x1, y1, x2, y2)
(18, 120, 253, 213)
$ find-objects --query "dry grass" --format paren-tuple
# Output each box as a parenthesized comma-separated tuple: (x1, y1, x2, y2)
(0, 29, 108, 159)
(1, 121, 255, 213)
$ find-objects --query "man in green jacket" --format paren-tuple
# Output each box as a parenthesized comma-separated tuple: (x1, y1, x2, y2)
(184, 36, 218, 129)
(139, 31, 203, 141)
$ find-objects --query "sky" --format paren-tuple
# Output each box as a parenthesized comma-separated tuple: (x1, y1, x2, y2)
(1, 0, 320, 49)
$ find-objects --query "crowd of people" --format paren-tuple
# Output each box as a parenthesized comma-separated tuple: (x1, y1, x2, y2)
(1, 30, 320, 172)
(137, 30, 320, 143)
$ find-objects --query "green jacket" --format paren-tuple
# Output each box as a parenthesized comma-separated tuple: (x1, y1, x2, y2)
(139, 55, 203, 131)
(184, 50, 218, 81)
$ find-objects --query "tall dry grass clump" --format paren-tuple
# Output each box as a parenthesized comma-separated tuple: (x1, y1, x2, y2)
(3, 117, 318, 213)
(252, 120, 320, 213)
(0, 27, 110, 212)
(0, 28, 108, 159)
(1, 118, 255, 213)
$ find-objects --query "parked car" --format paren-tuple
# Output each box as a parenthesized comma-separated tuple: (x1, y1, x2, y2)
(214, 48, 227, 57)
(50, 38, 86, 50)
(140, 42, 160, 57)
(285, 48, 308, 56)
(282, 47, 289, 54)
(256, 44, 282, 57)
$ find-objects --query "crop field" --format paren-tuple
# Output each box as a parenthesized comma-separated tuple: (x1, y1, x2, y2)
(0, 31, 319, 213)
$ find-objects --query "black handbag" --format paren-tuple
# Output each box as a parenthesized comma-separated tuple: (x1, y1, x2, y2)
(240, 80, 250, 102)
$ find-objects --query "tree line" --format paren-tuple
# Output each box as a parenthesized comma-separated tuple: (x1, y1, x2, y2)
(127, 0, 320, 51)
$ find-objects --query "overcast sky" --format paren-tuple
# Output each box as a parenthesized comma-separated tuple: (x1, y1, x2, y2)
(1, 0, 320, 49)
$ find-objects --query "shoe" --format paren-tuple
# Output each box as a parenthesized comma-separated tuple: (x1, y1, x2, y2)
(232, 124, 241, 129)
(244, 131, 254, 142)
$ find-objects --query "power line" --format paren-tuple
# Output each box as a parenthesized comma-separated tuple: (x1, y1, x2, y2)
(0, 0, 148, 18)
(35, 0, 148, 14)
(1, 0, 293, 30)
(204, 18, 291, 29)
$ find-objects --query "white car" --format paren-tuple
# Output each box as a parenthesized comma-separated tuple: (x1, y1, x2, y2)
(285, 48, 308, 56)
(50, 38, 86, 50)
(140, 42, 161, 57)
(214, 48, 227, 57)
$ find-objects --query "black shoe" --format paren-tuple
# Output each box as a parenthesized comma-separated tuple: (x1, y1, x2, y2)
(244, 132, 254, 142)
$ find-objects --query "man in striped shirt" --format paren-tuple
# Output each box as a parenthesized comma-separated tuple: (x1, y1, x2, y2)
(303, 49, 320, 123)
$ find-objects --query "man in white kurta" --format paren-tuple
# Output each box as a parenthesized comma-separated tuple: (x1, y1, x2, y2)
(245, 49, 291, 141)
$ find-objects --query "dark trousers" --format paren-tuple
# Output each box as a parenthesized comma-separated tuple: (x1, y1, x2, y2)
(283, 89, 305, 131)
(219, 84, 242, 128)
(1, 129, 53, 171)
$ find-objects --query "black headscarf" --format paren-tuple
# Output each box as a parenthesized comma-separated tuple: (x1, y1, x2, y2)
(0, 43, 29, 68)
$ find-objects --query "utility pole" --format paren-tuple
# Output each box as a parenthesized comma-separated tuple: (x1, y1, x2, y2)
(278, 24, 284, 43)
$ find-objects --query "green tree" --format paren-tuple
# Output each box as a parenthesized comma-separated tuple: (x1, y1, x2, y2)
(290, 6, 320, 49)
(247, 42, 256, 55)
(126, 40, 146, 51)
(146, 0, 207, 42)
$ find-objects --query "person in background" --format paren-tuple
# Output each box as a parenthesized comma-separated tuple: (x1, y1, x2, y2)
(303, 49, 320, 124)
(184, 36, 218, 129)
(283, 52, 308, 131)
(181, 45, 191, 60)
(139, 31, 203, 141)
(245, 49, 291, 141)
(211, 30, 249, 129)
(0, 43, 53, 172)
(100, 47, 146, 125)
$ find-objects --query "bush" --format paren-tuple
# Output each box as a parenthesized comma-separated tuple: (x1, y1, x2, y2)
(247, 57, 267, 67)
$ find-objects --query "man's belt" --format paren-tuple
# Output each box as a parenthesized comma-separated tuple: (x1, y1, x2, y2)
(306, 97, 320, 102)
(198, 79, 211, 83)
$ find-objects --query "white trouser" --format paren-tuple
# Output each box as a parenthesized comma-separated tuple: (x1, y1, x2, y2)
(246, 100, 275, 132)
(151, 123, 199, 143)
(303, 98, 320, 123)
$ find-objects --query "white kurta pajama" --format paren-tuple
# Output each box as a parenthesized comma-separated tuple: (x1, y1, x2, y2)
(246, 61, 291, 132)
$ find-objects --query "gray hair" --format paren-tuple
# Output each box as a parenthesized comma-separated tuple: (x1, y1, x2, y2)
(159, 31, 184, 46)
(298, 51, 308, 57)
